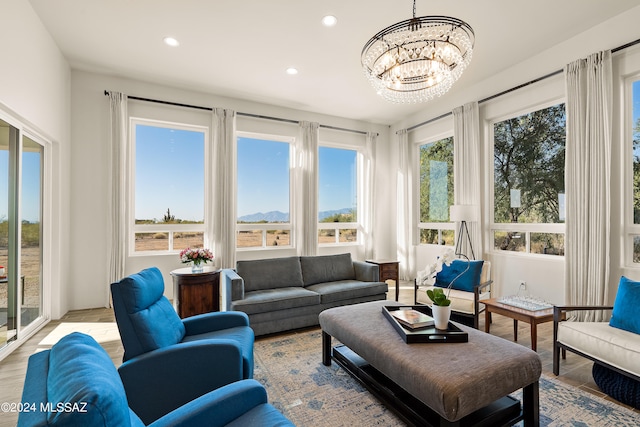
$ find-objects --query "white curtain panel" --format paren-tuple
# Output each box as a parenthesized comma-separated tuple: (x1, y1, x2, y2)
(397, 129, 415, 280)
(211, 108, 237, 269)
(453, 101, 483, 259)
(363, 132, 377, 260)
(106, 91, 128, 306)
(297, 121, 319, 256)
(564, 51, 612, 321)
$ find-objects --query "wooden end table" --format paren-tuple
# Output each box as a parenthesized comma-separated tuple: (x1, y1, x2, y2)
(483, 297, 555, 352)
(365, 259, 399, 301)
(171, 266, 220, 318)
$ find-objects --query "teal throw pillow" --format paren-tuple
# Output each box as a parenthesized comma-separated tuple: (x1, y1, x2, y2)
(435, 260, 484, 292)
(609, 276, 640, 335)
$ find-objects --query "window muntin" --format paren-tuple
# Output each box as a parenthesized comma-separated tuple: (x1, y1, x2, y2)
(492, 103, 566, 256)
(236, 134, 292, 249)
(318, 146, 359, 245)
(418, 136, 455, 245)
(132, 121, 206, 253)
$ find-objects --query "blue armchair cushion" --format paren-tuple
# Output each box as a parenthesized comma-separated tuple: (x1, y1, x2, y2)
(116, 267, 186, 352)
(609, 276, 640, 335)
(130, 297, 186, 351)
(301, 253, 355, 286)
(45, 332, 140, 427)
(435, 260, 484, 292)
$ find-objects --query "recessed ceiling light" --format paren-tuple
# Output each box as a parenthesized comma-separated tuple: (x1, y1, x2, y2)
(322, 15, 338, 27)
(163, 37, 180, 47)
(286, 67, 299, 75)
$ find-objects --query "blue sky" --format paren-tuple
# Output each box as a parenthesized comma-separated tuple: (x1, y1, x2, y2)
(136, 127, 357, 221)
(0, 149, 41, 223)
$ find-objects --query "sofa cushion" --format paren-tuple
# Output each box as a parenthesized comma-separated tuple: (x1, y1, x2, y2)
(46, 332, 138, 427)
(306, 280, 388, 304)
(557, 321, 640, 378)
(237, 257, 303, 292)
(301, 253, 355, 286)
(230, 287, 320, 315)
(435, 260, 484, 292)
(609, 276, 640, 335)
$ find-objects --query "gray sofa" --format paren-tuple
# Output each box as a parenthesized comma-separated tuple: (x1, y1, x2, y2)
(221, 253, 388, 336)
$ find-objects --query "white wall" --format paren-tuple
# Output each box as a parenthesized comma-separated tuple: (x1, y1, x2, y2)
(69, 70, 390, 309)
(0, 1, 71, 319)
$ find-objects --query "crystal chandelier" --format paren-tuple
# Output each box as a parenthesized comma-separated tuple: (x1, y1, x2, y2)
(361, 1, 474, 103)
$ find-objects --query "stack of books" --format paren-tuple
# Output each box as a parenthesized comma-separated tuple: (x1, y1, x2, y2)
(390, 308, 435, 330)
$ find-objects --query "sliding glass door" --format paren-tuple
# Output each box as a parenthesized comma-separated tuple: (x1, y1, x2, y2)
(0, 119, 44, 349)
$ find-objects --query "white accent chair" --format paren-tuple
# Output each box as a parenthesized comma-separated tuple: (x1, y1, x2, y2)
(414, 261, 492, 329)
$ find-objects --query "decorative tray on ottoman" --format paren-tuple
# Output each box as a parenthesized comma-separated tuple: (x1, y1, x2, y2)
(382, 305, 468, 344)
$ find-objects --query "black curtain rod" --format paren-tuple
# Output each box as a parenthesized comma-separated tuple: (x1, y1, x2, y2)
(402, 37, 640, 134)
(103, 91, 371, 136)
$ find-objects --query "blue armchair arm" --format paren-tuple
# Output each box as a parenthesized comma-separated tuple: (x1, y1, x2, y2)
(182, 311, 250, 335)
(149, 379, 292, 427)
(119, 339, 244, 425)
(353, 261, 380, 282)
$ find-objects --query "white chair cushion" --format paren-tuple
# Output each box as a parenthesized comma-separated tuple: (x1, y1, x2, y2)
(558, 321, 640, 378)
(416, 286, 490, 315)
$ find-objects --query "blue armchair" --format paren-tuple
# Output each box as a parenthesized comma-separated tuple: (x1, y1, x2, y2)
(18, 332, 294, 427)
(111, 267, 255, 379)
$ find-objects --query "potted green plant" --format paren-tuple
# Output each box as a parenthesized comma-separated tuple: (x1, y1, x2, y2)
(418, 249, 470, 329)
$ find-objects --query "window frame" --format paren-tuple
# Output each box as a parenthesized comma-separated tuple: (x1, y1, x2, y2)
(488, 99, 567, 258)
(128, 117, 209, 256)
(317, 141, 362, 247)
(416, 133, 456, 246)
(235, 130, 294, 251)
(625, 73, 640, 266)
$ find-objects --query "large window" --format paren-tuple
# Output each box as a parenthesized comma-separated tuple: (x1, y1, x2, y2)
(132, 121, 206, 253)
(0, 119, 45, 350)
(318, 146, 359, 245)
(492, 103, 566, 256)
(630, 79, 640, 263)
(236, 133, 292, 249)
(418, 136, 455, 245)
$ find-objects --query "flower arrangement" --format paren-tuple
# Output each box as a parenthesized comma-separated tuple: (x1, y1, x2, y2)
(179, 247, 214, 267)
(416, 248, 469, 307)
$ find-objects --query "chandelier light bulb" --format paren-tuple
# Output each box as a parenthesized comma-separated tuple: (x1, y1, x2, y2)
(361, 2, 474, 103)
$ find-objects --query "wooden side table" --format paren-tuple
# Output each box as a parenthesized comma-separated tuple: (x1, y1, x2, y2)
(171, 266, 220, 318)
(483, 298, 556, 352)
(366, 259, 400, 301)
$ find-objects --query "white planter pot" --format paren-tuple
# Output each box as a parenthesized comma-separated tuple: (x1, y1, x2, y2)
(431, 305, 451, 330)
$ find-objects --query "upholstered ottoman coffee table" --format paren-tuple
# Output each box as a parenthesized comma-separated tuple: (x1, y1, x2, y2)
(319, 300, 541, 426)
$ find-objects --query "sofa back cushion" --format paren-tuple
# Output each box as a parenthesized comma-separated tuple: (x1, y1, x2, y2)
(610, 276, 640, 335)
(237, 256, 304, 292)
(435, 260, 484, 292)
(301, 253, 355, 286)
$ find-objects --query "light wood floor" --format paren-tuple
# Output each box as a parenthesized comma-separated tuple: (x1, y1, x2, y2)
(0, 284, 637, 426)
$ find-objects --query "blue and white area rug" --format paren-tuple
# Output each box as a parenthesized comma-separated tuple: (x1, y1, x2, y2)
(254, 329, 640, 427)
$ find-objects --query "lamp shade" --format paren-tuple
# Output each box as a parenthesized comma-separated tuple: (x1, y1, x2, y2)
(449, 204, 478, 222)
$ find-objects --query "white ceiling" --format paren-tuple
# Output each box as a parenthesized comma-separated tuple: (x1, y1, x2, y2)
(29, 0, 640, 125)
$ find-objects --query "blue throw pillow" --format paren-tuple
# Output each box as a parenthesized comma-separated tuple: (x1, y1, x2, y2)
(435, 260, 484, 292)
(609, 276, 640, 335)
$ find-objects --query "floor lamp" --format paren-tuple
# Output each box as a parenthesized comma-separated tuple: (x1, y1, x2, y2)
(450, 204, 478, 260)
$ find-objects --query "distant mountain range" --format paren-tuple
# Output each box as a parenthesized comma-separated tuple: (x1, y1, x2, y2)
(238, 208, 352, 223)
